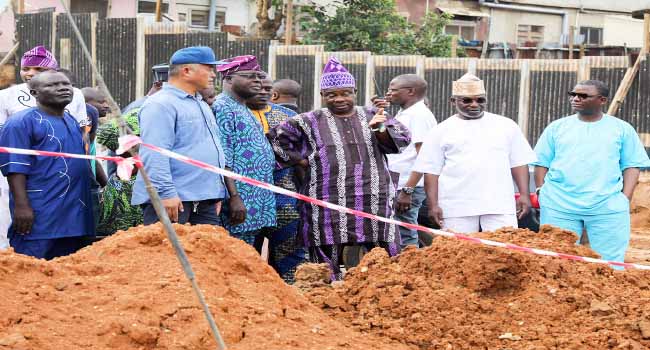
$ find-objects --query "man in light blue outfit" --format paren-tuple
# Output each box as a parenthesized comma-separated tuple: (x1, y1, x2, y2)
(132, 46, 227, 225)
(533, 80, 650, 264)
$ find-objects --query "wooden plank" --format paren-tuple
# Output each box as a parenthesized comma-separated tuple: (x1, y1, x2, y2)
(59, 38, 71, 69)
(135, 17, 145, 98)
(517, 60, 531, 139)
(607, 54, 646, 115)
(644, 13, 650, 55)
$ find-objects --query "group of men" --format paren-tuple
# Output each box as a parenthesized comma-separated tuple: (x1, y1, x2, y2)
(0, 44, 647, 281)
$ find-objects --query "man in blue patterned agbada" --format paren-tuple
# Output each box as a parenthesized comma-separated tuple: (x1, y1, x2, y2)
(213, 55, 277, 246)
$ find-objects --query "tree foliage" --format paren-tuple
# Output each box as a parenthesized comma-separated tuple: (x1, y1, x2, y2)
(301, 0, 456, 57)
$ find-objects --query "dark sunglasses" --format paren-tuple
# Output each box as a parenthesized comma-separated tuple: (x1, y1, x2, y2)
(568, 91, 601, 99)
(230, 72, 267, 80)
(456, 97, 487, 104)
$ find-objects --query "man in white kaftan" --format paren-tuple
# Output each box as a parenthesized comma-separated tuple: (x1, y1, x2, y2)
(412, 73, 537, 233)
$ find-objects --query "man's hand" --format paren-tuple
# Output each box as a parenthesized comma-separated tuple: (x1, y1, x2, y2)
(371, 95, 390, 109)
(369, 108, 387, 129)
(161, 197, 183, 222)
(228, 195, 247, 225)
(215, 201, 222, 216)
(428, 205, 444, 227)
(13, 203, 34, 235)
(515, 195, 531, 220)
(395, 191, 412, 213)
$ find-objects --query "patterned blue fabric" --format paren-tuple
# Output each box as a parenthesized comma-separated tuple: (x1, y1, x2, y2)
(213, 93, 276, 234)
(259, 104, 305, 283)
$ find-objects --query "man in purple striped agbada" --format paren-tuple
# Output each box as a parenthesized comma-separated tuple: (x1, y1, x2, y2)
(269, 57, 411, 279)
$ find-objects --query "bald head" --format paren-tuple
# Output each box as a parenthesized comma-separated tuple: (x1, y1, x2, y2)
(28, 71, 73, 112)
(271, 79, 301, 105)
(393, 74, 427, 98)
(386, 74, 427, 109)
(81, 87, 110, 118)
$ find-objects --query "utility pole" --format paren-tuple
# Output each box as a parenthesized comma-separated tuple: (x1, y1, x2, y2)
(568, 26, 575, 59)
(155, 0, 162, 22)
(285, 0, 293, 45)
(208, 0, 217, 31)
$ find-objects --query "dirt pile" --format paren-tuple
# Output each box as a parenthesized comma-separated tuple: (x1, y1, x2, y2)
(0, 224, 410, 350)
(303, 225, 650, 349)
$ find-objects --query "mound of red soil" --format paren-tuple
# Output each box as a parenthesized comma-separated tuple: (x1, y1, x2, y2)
(303, 225, 650, 349)
(0, 224, 410, 350)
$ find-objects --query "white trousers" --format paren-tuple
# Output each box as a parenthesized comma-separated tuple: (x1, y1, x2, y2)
(0, 179, 10, 250)
(443, 214, 518, 234)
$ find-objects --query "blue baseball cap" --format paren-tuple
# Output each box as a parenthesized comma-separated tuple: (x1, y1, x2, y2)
(169, 46, 220, 65)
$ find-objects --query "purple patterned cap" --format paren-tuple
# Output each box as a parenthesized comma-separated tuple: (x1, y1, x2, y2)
(21, 45, 58, 69)
(217, 55, 261, 77)
(320, 56, 355, 90)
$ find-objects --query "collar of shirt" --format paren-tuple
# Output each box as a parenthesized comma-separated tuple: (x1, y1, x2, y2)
(162, 84, 200, 100)
(397, 99, 427, 117)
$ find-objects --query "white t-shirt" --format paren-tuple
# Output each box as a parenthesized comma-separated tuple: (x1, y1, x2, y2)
(0, 83, 88, 129)
(386, 100, 437, 188)
(412, 112, 536, 218)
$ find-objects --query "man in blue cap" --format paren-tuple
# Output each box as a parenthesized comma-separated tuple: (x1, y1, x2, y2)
(132, 46, 228, 225)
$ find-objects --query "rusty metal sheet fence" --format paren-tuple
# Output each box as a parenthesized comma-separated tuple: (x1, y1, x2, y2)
(14, 13, 649, 149)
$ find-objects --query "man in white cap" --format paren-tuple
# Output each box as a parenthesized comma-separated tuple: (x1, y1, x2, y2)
(412, 73, 536, 233)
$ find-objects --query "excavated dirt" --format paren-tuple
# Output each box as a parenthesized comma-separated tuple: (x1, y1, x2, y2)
(302, 225, 650, 350)
(0, 224, 411, 350)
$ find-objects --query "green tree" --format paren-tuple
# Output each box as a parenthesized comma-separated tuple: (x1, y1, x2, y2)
(415, 12, 455, 57)
(302, 0, 455, 57)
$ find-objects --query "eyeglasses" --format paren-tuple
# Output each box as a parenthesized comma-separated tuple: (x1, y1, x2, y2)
(568, 91, 600, 99)
(230, 72, 267, 80)
(387, 87, 413, 93)
(456, 97, 487, 104)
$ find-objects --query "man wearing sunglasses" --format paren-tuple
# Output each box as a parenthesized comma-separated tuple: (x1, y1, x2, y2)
(213, 55, 276, 248)
(413, 73, 536, 234)
(533, 80, 650, 264)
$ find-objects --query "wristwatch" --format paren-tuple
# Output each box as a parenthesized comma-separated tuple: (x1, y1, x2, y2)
(535, 187, 542, 196)
(401, 187, 415, 195)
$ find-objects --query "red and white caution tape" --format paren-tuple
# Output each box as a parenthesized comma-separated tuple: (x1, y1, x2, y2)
(0, 146, 141, 181)
(113, 135, 649, 271)
(1, 138, 648, 270)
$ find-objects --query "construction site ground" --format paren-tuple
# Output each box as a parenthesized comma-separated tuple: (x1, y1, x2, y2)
(0, 178, 650, 349)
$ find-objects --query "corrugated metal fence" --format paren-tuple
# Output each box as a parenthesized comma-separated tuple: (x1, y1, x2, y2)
(13, 13, 650, 148)
(273, 45, 649, 147)
(14, 13, 271, 108)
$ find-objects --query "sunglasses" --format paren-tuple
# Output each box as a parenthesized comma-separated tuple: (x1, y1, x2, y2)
(230, 72, 267, 80)
(568, 91, 601, 99)
(456, 97, 487, 104)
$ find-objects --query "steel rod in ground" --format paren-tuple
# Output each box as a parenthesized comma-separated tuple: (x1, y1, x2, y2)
(56, 1, 228, 348)
(139, 170, 227, 350)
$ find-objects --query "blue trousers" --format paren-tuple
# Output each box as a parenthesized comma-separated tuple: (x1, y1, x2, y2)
(540, 206, 630, 264)
(10, 235, 87, 260)
(143, 200, 222, 226)
(394, 187, 427, 248)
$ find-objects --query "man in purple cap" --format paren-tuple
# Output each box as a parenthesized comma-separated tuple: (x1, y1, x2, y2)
(212, 55, 276, 248)
(0, 46, 88, 127)
(269, 57, 411, 280)
(132, 46, 227, 226)
(0, 46, 89, 250)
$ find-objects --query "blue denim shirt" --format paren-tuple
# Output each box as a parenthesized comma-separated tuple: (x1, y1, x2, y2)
(132, 84, 227, 205)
